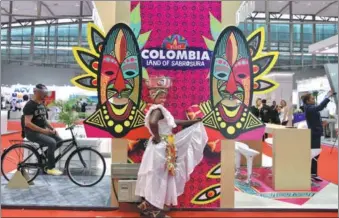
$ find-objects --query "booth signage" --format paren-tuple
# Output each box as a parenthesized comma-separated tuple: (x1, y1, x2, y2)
(141, 34, 212, 70)
(13, 87, 30, 93)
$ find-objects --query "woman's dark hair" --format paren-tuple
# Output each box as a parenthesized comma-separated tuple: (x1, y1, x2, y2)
(301, 93, 312, 104)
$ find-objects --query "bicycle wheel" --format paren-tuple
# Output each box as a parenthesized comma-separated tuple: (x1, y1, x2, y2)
(1, 144, 41, 183)
(65, 147, 106, 187)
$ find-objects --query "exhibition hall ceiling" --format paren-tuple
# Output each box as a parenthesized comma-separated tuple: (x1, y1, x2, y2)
(309, 35, 338, 54)
(1, 1, 93, 24)
(253, 1, 338, 17)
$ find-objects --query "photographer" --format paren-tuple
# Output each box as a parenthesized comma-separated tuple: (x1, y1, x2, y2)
(302, 90, 335, 182)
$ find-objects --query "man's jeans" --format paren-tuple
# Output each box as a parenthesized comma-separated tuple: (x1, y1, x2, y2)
(25, 129, 62, 169)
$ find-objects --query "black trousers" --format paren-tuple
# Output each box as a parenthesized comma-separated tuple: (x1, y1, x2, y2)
(311, 134, 321, 176)
(25, 130, 62, 169)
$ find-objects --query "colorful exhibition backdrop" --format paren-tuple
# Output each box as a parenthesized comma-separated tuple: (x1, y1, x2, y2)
(71, 2, 279, 208)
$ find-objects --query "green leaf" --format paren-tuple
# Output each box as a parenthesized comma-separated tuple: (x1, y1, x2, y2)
(130, 3, 141, 37)
(138, 30, 152, 49)
(142, 67, 149, 80)
(210, 12, 222, 41)
(49, 97, 81, 126)
(202, 36, 215, 51)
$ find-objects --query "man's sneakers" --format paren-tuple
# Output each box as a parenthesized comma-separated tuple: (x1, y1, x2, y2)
(46, 168, 63, 176)
(312, 175, 323, 182)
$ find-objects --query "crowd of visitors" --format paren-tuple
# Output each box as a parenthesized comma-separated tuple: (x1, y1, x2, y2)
(250, 98, 289, 126)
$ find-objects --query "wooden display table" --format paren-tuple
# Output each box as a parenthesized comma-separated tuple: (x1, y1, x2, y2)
(265, 124, 311, 191)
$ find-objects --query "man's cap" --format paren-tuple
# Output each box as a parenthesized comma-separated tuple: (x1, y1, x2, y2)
(36, 84, 47, 89)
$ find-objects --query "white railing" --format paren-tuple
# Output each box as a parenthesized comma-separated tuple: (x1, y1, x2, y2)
(92, 2, 104, 31)
(236, 1, 256, 26)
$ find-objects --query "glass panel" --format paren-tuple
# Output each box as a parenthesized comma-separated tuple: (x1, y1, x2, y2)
(293, 24, 301, 42)
(303, 24, 313, 43)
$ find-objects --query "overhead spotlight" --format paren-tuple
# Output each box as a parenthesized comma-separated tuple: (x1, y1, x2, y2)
(75, 4, 80, 7)
(325, 47, 329, 49)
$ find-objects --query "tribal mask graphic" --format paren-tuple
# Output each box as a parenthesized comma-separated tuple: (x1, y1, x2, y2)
(210, 27, 254, 137)
(82, 23, 144, 138)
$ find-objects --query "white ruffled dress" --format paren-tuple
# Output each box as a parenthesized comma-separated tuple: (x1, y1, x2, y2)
(135, 104, 208, 209)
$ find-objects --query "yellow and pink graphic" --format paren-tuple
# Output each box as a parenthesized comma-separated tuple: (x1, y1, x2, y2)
(71, 2, 282, 208)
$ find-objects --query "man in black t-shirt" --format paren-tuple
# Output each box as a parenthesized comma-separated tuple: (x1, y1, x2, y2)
(260, 99, 272, 123)
(270, 101, 280, 124)
(23, 84, 63, 176)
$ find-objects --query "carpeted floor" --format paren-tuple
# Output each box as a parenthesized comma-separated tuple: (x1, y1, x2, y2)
(235, 168, 329, 205)
(1, 175, 111, 207)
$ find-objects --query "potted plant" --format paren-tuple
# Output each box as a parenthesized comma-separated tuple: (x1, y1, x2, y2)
(49, 98, 80, 127)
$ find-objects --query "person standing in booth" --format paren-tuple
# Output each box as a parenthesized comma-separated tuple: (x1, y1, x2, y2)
(250, 98, 262, 118)
(135, 76, 207, 217)
(302, 91, 335, 182)
(260, 99, 272, 140)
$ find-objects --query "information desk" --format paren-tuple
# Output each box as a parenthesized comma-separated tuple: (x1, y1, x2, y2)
(265, 124, 311, 191)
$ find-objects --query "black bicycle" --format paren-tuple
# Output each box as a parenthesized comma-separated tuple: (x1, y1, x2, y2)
(1, 125, 106, 187)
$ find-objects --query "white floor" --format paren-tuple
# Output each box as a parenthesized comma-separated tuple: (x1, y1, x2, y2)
(105, 154, 338, 209)
(235, 154, 338, 209)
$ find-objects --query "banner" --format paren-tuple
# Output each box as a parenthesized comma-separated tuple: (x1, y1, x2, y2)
(141, 34, 212, 70)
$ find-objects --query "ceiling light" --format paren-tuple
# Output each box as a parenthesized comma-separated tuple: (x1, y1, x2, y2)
(75, 4, 80, 7)
(336, 44, 338, 46)
(13, 8, 18, 11)
(325, 47, 329, 49)
(315, 50, 319, 53)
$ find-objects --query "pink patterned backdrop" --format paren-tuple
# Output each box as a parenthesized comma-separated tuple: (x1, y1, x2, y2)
(132, 1, 220, 119)
(129, 1, 222, 208)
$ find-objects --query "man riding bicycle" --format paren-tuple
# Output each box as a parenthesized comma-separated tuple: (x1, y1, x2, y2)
(23, 84, 63, 176)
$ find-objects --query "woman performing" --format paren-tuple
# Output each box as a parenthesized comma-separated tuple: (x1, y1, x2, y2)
(135, 76, 208, 217)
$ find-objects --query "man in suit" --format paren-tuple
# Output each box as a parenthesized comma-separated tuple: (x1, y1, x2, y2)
(302, 91, 334, 182)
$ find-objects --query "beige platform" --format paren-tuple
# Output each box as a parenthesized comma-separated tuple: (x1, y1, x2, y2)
(220, 140, 235, 208)
(110, 138, 129, 207)
(265, 124, 311, 191)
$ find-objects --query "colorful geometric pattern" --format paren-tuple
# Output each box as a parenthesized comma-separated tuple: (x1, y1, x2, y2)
(202, 13, 279, 95)
(197, 166, 330, 206)
(71, 1, 281, 209)
(71, 3, 152, 138)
